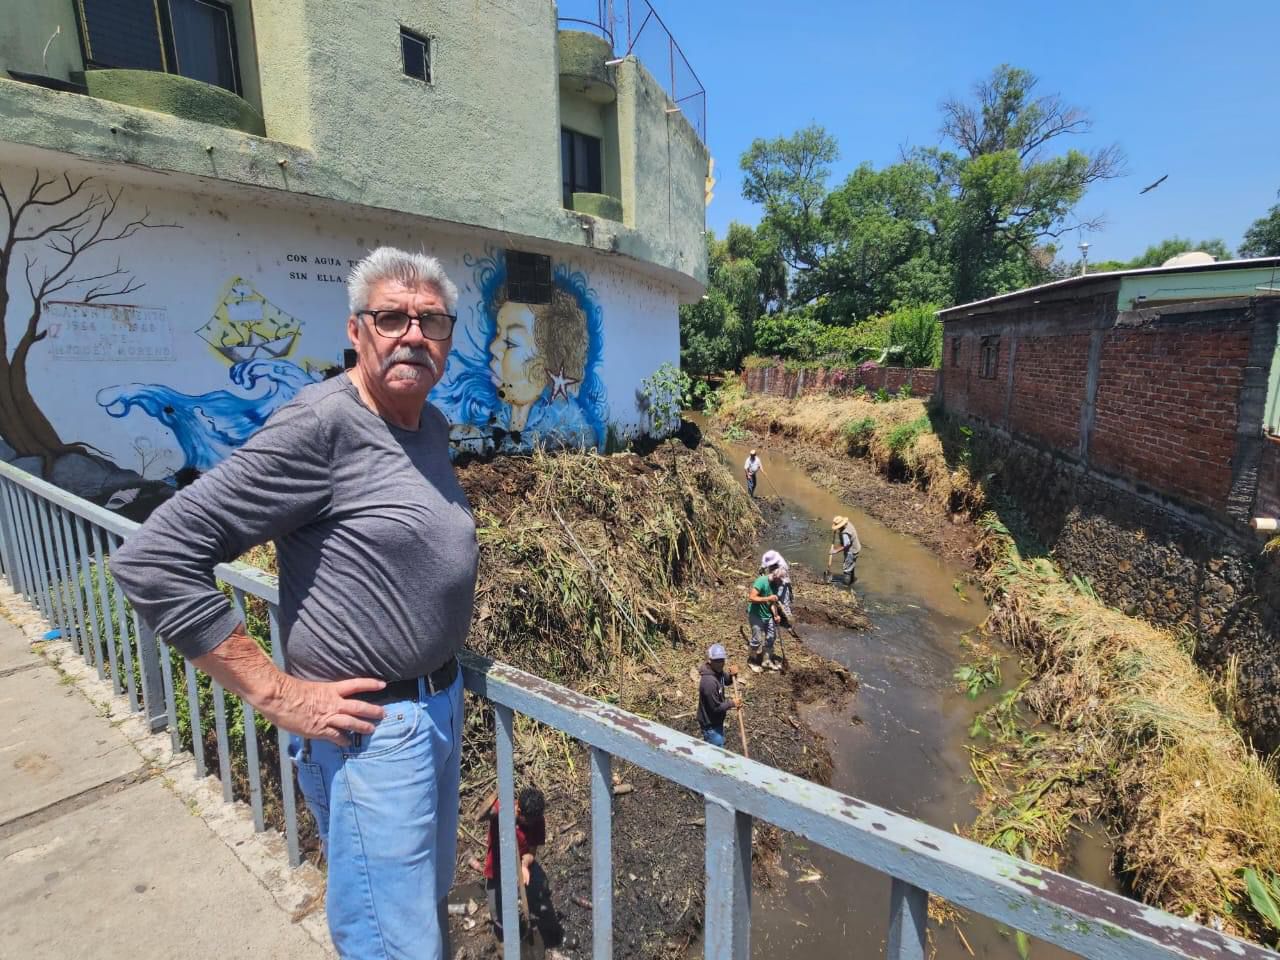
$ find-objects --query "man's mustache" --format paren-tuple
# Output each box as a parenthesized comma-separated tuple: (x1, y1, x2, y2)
(382, 347, 438, 376)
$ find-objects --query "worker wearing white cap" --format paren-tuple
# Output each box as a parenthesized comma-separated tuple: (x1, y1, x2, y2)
(697, 643, 740, 747)
(743, 449, 762, 498)
(761, 549, 793, 621)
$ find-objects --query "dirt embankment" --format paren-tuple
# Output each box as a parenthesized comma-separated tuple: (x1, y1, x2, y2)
(713, 387, 1280, 943)
(445, 444, 860, 959)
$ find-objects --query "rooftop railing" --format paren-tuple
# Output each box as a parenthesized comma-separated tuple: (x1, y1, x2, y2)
(557, 0, 707, 142)
(0, 457, 1272, 960)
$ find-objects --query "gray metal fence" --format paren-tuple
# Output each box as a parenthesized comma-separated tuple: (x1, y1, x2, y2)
(0, 459, 1271, 960)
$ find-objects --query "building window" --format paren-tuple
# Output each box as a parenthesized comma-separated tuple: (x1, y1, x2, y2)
(561, 128, 603, 208)
(979, 336, 1000, 379)
(400, 28, 431, 82)
(950, 337, 961, 368)
(76, 0, 241, 95)
(506, 251, 552, 304)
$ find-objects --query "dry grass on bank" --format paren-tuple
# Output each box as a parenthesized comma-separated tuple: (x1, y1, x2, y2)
(716, 383, 985, 514)
(970, 521, 1280, 938)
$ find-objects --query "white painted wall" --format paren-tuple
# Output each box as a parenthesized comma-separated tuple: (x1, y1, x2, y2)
(0, 159, 680, 498)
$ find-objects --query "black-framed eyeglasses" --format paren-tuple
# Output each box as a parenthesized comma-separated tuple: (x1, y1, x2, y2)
(357, 309, 457, 340)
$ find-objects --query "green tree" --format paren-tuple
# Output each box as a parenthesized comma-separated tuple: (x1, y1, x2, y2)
(1241, 191, 1280, 258)
(679, 226, 768, 376)
(1085, 236, 1233, 274)
(806, 159, 950, 323)
(739, 124, 838, 278)
(930, 65, 1125, 303)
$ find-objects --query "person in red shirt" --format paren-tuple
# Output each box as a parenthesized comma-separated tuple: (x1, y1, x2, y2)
(479, 786, 561, 946)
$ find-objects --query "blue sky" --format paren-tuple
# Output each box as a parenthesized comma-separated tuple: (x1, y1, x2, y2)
(650, 0, 1280, 263)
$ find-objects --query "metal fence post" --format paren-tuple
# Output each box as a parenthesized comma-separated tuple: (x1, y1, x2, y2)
(886, 878, 929, 960)
(267, 602, 301, 867)
(590, 747, 614, 960)
(134, 614, 169, 733)
(704, 796, 751, 960)
(495, 703, 522, 960)
(72, 516, 105, 682)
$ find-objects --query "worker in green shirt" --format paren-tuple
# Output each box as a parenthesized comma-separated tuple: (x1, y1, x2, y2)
(745, 567, 783, 672)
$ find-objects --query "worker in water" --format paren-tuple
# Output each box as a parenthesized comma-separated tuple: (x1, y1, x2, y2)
(746, 566, 784, 671)
(743, 449, 762, 498)
(761, 549, 793, 621)
(697, 643, 740, 747)
(830, 515, 862, 586)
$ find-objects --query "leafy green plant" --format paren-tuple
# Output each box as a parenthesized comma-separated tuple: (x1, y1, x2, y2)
(722, 422, 748, 442)
(955, 655, 1003, 699)
(841, 416, 877, 454)
(637, 362, 691, 437)
(886, 415, 930, 454)
(874, 387, 891, 403)
(897, 383, 913, 399)
(1242, 867, 1280, 938)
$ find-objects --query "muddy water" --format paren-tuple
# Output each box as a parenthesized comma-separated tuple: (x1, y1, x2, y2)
(707, 429, 1116, 960)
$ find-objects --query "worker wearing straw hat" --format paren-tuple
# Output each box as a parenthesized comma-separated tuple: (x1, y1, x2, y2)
(830, 515, 862, 585)
(743, 449, 762, 498)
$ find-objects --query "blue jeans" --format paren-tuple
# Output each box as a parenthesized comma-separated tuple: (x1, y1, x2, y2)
(290, 671, 464, 959)
(702, 726, 726, 747)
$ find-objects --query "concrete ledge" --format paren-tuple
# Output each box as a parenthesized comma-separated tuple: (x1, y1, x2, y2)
(85, 69, 266, 137)
(558, 30, 616, 104)
(571, 190, 623, 221)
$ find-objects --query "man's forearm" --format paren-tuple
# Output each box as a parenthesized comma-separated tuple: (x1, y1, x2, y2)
(192, 627, 286, 711)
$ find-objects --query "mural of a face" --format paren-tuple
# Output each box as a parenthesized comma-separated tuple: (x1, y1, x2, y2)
(432, 250, 608, 453)
(490, 301, 543, 430)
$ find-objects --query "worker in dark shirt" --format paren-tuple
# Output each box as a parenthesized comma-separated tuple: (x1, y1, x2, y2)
(480, 786, 562, 947)
(697, 643, 740, 747)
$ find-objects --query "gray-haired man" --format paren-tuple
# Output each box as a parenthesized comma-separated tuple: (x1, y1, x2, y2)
(112, 246, 479, 959)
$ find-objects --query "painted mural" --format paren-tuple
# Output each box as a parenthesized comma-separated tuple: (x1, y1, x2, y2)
(97, 278, 323, 474)
(0, 162, 679, 518)
(432, 250, 609, 452)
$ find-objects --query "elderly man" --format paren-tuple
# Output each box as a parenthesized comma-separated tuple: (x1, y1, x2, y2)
(112, 247, 478, 960)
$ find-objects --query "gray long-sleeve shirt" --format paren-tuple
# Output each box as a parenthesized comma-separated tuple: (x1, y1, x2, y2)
(111, 375, 479, 682)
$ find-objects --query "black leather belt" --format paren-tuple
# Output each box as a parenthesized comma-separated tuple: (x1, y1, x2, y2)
(353, 657, 458, 705)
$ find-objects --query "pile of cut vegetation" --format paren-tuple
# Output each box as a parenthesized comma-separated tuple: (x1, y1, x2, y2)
(971, 518, 1280, 940)
(457, 442, 759, 689)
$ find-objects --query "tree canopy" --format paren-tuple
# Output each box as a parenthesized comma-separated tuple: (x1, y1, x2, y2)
(1241, 191, 1280, 258)
(686, 64, 1128, 375)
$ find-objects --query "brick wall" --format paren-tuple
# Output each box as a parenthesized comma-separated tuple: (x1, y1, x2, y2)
(1090, 323, 1251, 512)
(1009, 333, 1091, 452)
(742, 363, 937, 400)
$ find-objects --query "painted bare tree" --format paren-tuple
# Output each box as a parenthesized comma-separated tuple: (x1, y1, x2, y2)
(0, 171, 173, 469)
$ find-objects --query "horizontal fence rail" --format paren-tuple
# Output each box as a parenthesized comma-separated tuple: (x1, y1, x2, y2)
(0, 459, 1272, 960)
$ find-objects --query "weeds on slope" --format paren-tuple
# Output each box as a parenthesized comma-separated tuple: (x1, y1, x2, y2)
(969, 514, 1280, 940)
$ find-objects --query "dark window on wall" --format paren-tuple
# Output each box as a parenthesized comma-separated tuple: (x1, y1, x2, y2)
(76, 0, 242, 94)
(400, 28, 431, 82)
(169, 0, 239, 93)
(950, 337, 961, 367)
(561, 128, 602, 207)
(979, 336, 1000, 379)
(506, 251, 553, 304)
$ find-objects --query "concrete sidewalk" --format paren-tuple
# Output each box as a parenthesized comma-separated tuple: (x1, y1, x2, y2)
(0, 589, 334, 959)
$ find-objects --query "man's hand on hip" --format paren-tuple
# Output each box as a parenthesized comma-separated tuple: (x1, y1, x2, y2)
(193, 627, 386, 747)
(262, 674, 388, 746)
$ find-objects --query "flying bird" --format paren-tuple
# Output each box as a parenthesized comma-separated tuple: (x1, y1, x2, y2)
(1139, 174, 1169, 195)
